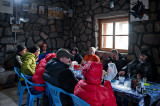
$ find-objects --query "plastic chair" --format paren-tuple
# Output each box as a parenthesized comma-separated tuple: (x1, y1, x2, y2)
(21, 73, 45, 106)
(45, 82, 90, 106)
(14, 67, 32, 106)
(45, 82, 71, 106)
(70, 94, 90, 106)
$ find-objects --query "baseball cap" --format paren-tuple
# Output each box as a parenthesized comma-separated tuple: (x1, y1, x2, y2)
(56, 48, 73, 59)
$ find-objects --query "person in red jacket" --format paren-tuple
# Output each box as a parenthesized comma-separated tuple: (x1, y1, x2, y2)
(32, 53, 56, 91)
(74, 62, 117, 106)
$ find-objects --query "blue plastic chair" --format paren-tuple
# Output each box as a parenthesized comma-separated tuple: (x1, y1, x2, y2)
(14, 67, 32, 106)
(45, 82, 90, 106)
(70, 94, 90, 106)
(21, 73, 45, 106)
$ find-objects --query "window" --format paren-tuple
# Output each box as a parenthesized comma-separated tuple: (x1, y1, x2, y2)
(99, 17, 129, 53)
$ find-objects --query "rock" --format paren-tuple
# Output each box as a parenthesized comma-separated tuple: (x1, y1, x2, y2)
(134, 45, 140, 58)
(134, 25, 145, 33)
(40, 32, 48, 40)
(17, 35, 26, 43)
(0, 21, 9, 27)
(48, 19, 54, 25)
(42, 26, 50, 34)
(150, 2, 156, 12)
(130, 32, 137, 44)
(94, 7, 102, 14)
(34, 36, 40, 41)
(0, 27, 3, 37)
(50, 25, 56, 32)
(6, 45, 16, 53)
(33, 23, 41, 31)
(33, 31, 40, 37)
(153, 48, 160, 64)
(77, 0, 83, 6)
(27, 37, 34, 48)
(85, 28, 92, 34)
(49, 32, 58, 38)
(56, 38, 65, 48)
(81, 42, 88, 50)
(91, 4, 100, 10)
(4, 27, 12, 36)
(37, 18, 47, 25)
(0, 37, 14, 44)
(143, 34, 160, 46)
(51, 39, 56, 48)
(146, 23, 153, 32)
(80, 34, 88, 41)
(46, 39, 52, 49)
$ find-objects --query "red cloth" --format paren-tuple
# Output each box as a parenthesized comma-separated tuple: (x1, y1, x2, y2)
(74, 62, 117, 106)
(32, 53, 56, 91)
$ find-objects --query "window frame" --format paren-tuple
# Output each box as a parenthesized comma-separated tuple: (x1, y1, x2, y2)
(99, 17, 129, 53)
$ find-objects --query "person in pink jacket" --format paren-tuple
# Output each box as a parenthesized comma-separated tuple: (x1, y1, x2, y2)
(32, 53, 56, 92)
(74, 62, 117, 106)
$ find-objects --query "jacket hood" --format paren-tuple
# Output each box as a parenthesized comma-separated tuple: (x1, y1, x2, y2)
(82, 62, 103, 85)
(22, 52, 35, 59)
(45, 53, 56, 62)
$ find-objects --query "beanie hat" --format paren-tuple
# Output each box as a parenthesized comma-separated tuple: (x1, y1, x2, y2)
(29, 44, 40, 53)
(41, 43, 47, 48)
(56, 48, 73, 59)
(17, 44, 26, 52)
(90, 47, 96, 54)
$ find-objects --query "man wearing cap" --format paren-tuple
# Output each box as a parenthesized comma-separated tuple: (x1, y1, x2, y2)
(14, 44, 27, 68)
(118, 49, 156, 81)
(43, 48, 78, 106)
(81, 47, 100, 66)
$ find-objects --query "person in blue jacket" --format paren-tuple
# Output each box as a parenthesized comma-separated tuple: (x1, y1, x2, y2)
(38, 43, 50, 62)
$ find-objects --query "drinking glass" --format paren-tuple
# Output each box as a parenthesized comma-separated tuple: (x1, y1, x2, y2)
(119, 76, 125, 84)
(143, 77, 147, 83)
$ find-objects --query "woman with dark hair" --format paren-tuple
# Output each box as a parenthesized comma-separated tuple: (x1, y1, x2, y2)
(71, 47, 83, 64)
(38, 43, 50, 62)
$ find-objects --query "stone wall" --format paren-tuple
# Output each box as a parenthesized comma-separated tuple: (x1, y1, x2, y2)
(0, 0, 74, 69)
(72, 0, 160, 77)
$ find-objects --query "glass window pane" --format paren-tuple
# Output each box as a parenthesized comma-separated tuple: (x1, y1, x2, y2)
(102, 36, 113, 48)
(115, 36, 128, 50)
(102, 22, 113, 35)
(115, 21, 128, 35)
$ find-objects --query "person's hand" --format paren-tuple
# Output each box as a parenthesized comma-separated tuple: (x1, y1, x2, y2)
(118, 71, 125, 76)
(115, 54, 119, 61)
(35, 57, 39, 62)
(137, 74, 142, 79)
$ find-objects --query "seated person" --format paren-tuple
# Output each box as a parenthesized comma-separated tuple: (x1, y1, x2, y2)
(14, 44, 27, 68)
(118, 49, 156, 81)
(43, 48, 78, 106)
(38, 43, 50, 62)
(81, 47, 100, 65)
(21, 44, 40, 77)
(103, 49, 126, 72)
(71, 47, 83, 64)
(32, 53, 56, 92)
(74, 62, 117, 106)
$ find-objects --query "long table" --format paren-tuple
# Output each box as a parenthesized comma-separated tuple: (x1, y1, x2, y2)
(111, 80, 160, 106)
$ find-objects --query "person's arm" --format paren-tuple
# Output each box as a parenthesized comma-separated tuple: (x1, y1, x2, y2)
(94, 55, 100, 62)
(16, 55, 22, 66)
(119, 60, 136, 76)
(115, 58, 127, 71)
(23, 58, 36, 75)
(81, 55, 87, 66)
(59, 68, 78, 93)
(78, 54, 83, 64)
